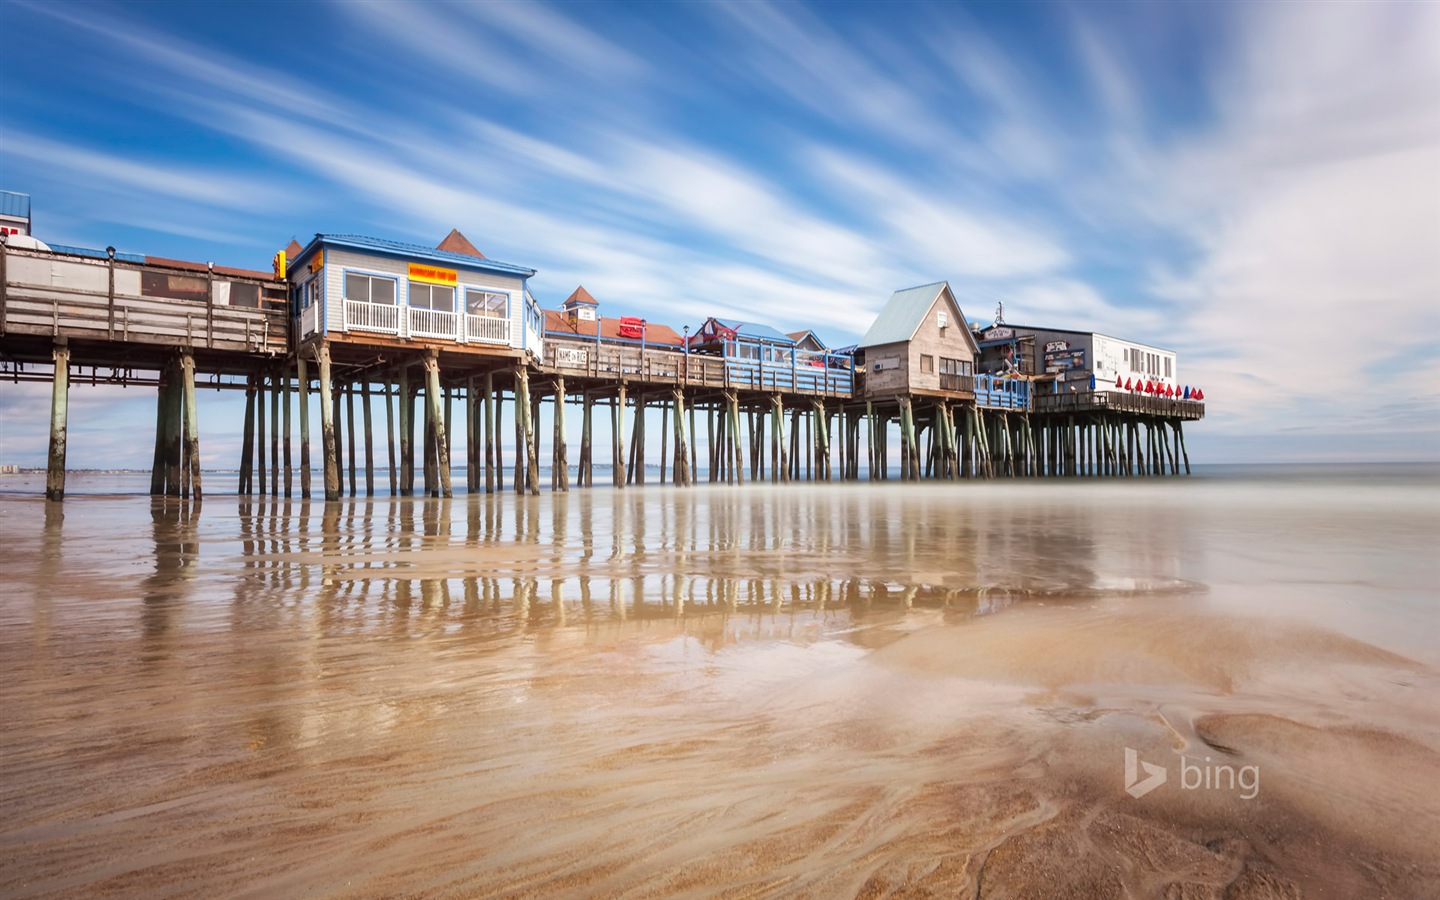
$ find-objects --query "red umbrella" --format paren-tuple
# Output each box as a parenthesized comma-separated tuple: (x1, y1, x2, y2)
(1165, 384, 1174, 398)
(1124, 377, 1132, 390)
(1195, 388, 1204, 400)
(1115, 376, 1124, 389)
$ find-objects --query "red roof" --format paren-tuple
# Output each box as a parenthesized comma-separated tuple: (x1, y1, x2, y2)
(436, 229, 485, 258)
(143, 255, 273, 281)
(543, 309, 684, 347)
(564, 285, 599, 307)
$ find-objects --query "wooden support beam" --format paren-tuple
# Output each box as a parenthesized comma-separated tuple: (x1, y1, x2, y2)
(270, 367, 281, 497)
(727, 391, 744, 486)
(519, 366, 539, 495)
(316, 343, 340, 501)
(580, 391, 593, 488)
(282, 366, 292, 498)
(673, 386, 690, 486)
(659, 397, 669, 485)
(398, 365, 412, 496)
(361, 379, 374, 496)
(236, 376, 254, 496)
(484, 371, 496, 493)
(614, 383, 626, 490)
(297, 356, 311, 499)
(45, 341, 69, 502)
(346, 380, 357, 497)
(466, 375, 479, 494)
(382, 373, 395, 497)
(555, 376, 569, 492)
(181, 352, 202, 501)
(424, 351, 453, 498)
(255, 367, 267, 497)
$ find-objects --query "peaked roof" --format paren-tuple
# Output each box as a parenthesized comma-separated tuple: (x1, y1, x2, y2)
(543, 310, 684, 346)
(284, 239, 303, 258)
(563, 285, 598, 307)
(857, 281, 978, 356)
(436, 228, 485, 258)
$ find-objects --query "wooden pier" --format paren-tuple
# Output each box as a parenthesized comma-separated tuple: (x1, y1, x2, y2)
(1, 240, 1204, 501)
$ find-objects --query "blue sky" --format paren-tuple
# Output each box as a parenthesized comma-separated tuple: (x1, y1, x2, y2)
(2, 0, 1437, 468)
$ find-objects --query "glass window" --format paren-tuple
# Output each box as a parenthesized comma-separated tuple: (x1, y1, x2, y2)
(228, 283, 260, 308)
(920, 354, 934, 374)
(466, 289, 508, 318)
(940, 357, 971, 375)
(345, 273, 396, 304)
(409, 282, 454, 312)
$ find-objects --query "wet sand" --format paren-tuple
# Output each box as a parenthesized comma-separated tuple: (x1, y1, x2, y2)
(1, 475, 1438, 898)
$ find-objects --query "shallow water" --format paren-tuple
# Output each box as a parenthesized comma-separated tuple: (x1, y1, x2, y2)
(1, 470, 1438, 897)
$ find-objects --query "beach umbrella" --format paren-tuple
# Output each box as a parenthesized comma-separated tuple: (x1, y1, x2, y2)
(1115, 376, 1124, 389)
(1124, 377, 1132, 390)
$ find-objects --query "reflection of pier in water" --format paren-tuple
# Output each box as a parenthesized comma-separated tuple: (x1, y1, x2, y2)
(220, 488, 1194, 642)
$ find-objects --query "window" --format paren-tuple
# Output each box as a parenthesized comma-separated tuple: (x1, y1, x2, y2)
(1165, 357, 1172, 378)
(141, 271, 207, 302)
(298, 277, 322, 309)
(409, 281, 454, 312)
(228, 283, 260, 308)
(937, 310, 948, 328)
(345, 273, 396, 305)
(939, 357, 971, 375)
(920, 354, 934, 374)
(467, 289, 508, 318)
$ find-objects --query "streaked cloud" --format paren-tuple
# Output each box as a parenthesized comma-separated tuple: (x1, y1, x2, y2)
(0, 0, 1435, 466)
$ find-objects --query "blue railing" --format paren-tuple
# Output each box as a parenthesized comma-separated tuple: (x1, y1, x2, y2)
(713, 341, 854, 395)
(973, 374, 1029, 410)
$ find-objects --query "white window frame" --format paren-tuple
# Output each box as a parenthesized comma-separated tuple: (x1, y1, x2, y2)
(343, 270, 397, 305)
(409, 280, 455, 312)
(465, 287, 509, 318)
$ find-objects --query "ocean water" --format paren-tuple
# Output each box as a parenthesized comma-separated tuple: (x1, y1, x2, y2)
(0, 465, 1437, 897)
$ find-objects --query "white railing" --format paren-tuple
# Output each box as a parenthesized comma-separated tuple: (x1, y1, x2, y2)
(408, 307, 458, 340)
(344, 300, 399, 335)
(301, 302, 321, 338)
(464, 314, 510, 345)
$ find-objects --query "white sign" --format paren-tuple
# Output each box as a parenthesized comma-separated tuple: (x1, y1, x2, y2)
(556, 346, 588, 367)
(1045, 340, 1069, 352)
(870, 355, 901, 372)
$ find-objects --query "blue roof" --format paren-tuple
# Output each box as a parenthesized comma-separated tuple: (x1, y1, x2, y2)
(49, 243, 146, 263)
(298, 233, 536, 278)
(712, 318, 795, 344)
(1, 191, 31, 219)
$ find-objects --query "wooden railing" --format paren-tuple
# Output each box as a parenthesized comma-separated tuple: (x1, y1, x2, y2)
(1034, 389, 1205, 419)
(1, 245, 287, 354)
(540, 340, 854, 397)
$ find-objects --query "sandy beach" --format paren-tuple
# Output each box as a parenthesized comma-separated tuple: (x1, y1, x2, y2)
(2, 471, 1437, 897)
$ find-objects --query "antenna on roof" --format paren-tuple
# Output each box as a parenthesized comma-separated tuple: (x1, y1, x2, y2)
(993, 301, 1005, 326)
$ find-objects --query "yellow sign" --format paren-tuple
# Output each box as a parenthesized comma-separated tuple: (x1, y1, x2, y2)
(309, 250, 324, 274)
(408, 263, 457, 287)
(272, 250, 286, 280)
